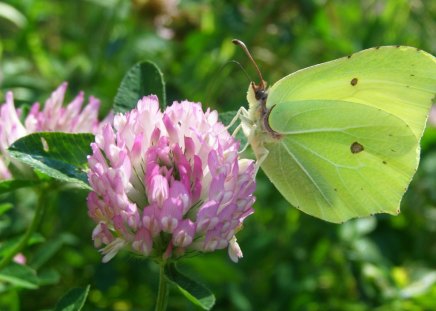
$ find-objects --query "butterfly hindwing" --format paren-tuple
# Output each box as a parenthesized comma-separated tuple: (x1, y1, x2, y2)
(263, 99, 417, 223)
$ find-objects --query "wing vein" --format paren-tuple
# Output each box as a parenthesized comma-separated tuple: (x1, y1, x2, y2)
(280, 141, 334, 208)
(291, 139, 362, 169)
(277, 144, 301, 209)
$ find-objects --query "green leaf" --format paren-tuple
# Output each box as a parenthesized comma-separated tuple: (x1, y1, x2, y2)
(421, 126, 436, 152)
(219, 110, 247, 151)
(0, 3, 27, 28)
(0, 179, 42, 194)
(37, 268, 61, 286)
(0, 263, 39, 289)
(114, 60, 166, 113)
(8, 132, 94, 190)
(0, 233, 45, 259)
(0, 203, 13, 216)
(165, 263, 215, 310)
(399, 270, 436, 298)
(54, 285, 90, 311)
(0, 289, 19, 311)
(29, 233, 77, 269)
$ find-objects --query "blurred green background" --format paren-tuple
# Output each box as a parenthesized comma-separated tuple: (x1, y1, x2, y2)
(1, 0, 436, 310)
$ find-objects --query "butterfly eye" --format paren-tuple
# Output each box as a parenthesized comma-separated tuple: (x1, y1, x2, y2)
(255, 89, 267, 101)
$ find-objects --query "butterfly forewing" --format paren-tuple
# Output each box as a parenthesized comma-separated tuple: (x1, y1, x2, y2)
(267, 46, 436, 138)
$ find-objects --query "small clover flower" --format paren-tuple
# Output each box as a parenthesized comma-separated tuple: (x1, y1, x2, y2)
(13, 253, 26, 265)
(87, 95, 256, 263)
(0, 83, 109, 179)
(24, 82, 102, 133)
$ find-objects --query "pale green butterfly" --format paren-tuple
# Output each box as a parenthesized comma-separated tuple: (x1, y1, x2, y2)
(232, 39, 436, 223)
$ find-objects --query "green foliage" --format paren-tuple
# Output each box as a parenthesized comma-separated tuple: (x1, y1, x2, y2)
(114, 60, 167, 113)
(165, 263, 216, 310)
(1, 0, 435, 310)
(54, 285, 90, 311)
(8, 133, 94, 190)
(0, 180, 43, 194)
(0, 263, 38, 289)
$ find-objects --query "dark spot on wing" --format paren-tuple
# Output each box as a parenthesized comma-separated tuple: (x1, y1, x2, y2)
(350, 142, 364, 154)
(351, 78, 358, 86)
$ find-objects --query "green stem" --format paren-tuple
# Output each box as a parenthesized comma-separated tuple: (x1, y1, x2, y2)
(0, 185, 48, 270)
(155, 261, 169, 311)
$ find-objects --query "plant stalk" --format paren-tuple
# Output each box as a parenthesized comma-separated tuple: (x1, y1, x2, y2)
(0, 186, 48, 270)
(155, 261, 169, 311)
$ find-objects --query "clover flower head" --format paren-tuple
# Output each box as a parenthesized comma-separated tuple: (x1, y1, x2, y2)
(0, 83, 107, 179)
(24, 82, 102, 133)
(87, 95, 256, 263)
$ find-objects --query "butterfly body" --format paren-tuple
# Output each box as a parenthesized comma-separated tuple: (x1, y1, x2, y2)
(240, 45, 436, 223)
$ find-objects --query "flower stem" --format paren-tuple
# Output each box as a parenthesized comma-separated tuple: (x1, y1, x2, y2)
(0, 185, 48, 270)
(155, 261, 169, 311)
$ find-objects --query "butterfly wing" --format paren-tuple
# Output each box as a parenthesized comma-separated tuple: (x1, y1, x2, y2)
(263, 99, 416, 222)
(267, 46, 435, 138)
(260, 46, 436, 223)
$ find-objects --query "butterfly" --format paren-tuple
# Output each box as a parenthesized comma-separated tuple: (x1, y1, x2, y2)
(233, 39, 436, 223)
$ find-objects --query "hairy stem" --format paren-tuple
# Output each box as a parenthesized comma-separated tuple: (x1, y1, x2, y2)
(155, 261, 169, 311)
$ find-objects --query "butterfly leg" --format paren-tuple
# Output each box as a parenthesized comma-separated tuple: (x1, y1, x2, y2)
(228, 108, 256, 154)
(238, 140, 249, 154)
(225, 107, 247, 130)
(231, 123, 243, 137)
(224, 107, 253, 138)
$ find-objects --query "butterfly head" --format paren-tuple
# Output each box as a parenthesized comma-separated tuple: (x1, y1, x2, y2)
(247, 80, 269, 122)
(233, 39, 282, 142)
(252, 81, 268, 101)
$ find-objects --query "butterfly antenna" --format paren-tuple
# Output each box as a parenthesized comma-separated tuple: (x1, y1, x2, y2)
(203, 60, 251, 107)
(228, 60, 253, 83)
(232, 39, 265, 89)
